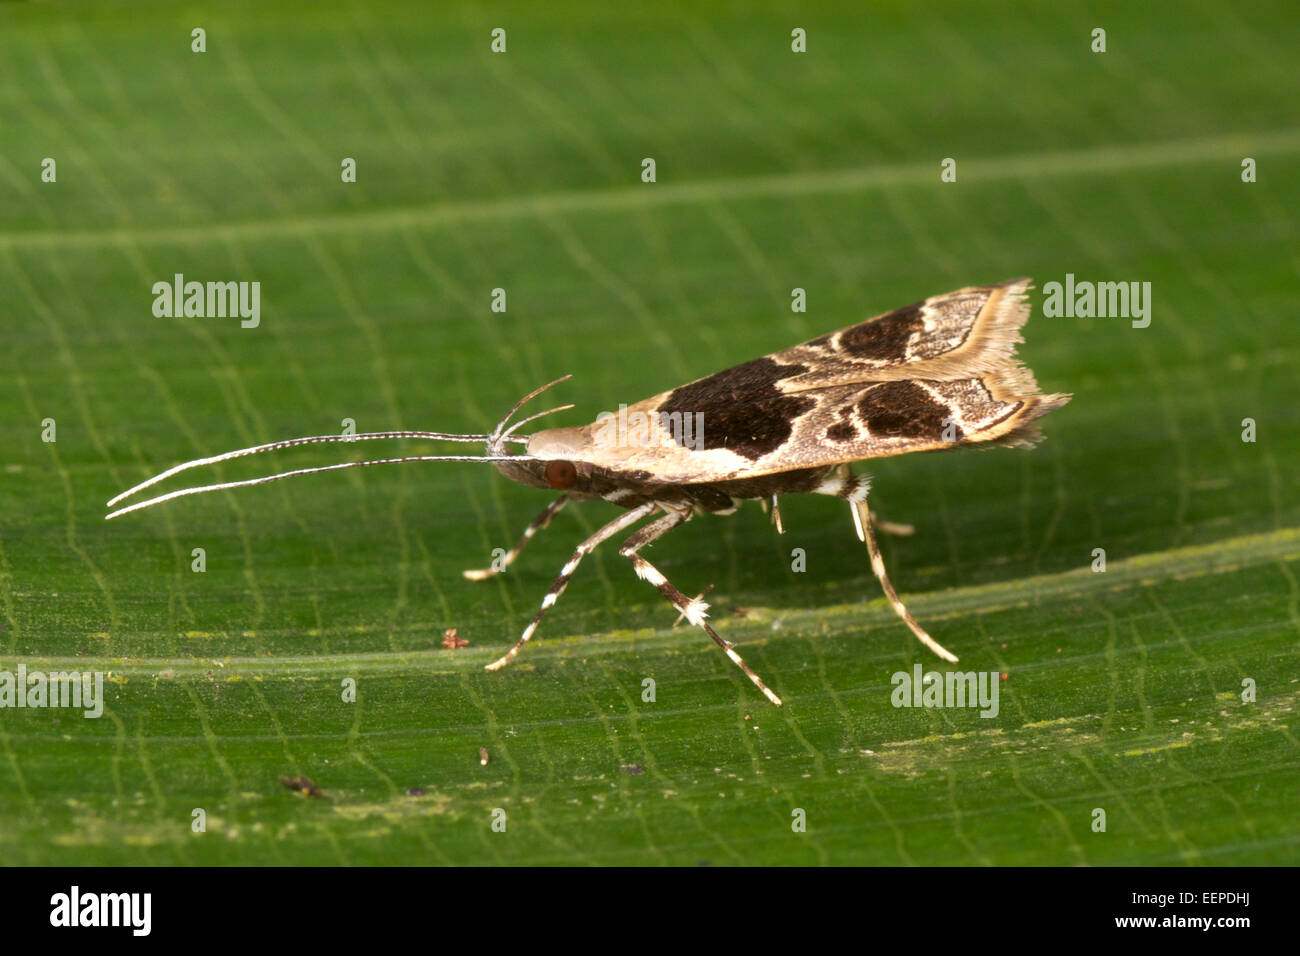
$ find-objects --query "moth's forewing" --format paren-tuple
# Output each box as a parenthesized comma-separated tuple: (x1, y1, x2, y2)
(530, 278, 1070, 485)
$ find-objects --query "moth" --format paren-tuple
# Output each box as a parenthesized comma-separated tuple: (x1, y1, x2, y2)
(108, 277, 1069, 707)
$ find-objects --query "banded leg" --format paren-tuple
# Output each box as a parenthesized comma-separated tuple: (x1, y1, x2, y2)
(464, 494, 569, 580)
(485, 502, 655, 672)
(619, 509, 783, 707)
(851, 497, 958, 663)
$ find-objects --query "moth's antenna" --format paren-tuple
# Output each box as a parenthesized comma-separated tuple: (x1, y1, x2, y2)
(106, 431, 516, 509)
(490, 376, 573, 443)
(105, 454, 540, 521)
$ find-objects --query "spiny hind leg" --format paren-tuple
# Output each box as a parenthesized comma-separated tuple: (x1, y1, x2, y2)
(485, 502, 655, 672)
(619, 508, 783, 707)
(851, 497, 958, 663)
(464, 494, 569, 580)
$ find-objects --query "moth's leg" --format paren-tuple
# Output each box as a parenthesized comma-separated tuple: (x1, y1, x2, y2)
(851, 497, 959, 663)
(755, 494, 784, 530)
(619, 509, 783, 707)
(816, 466, 912, 535)
(485, 502, 655, 672)
(672, 583, 715, 628)
(871, 516, 915, 537)
(464, 494, 569, 581)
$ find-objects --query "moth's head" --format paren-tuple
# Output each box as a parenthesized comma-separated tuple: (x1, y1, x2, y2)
(490, 426, 598, 495)
(481, 376, 616, 495)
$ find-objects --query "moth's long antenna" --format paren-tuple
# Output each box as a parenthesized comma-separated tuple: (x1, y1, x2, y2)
(105, 454, 539, 521)
(491, 375, 573, 442)
(106, 431, 517, 509)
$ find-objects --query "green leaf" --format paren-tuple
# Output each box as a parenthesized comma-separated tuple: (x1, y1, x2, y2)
(1, 0, 1296, 865)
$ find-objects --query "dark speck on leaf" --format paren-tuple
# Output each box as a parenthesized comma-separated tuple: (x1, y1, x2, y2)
(280, 775, 326, 799)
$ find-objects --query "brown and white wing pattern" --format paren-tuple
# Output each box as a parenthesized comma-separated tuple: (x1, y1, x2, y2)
(766, 281, 1017, 387)
(534, 278, 1070, 484)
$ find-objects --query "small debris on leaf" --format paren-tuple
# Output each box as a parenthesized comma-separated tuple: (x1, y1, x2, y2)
(280, 775, 326, 799)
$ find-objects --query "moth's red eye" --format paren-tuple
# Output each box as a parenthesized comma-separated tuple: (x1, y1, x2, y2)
(544, 460, 577, 490)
